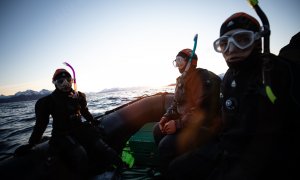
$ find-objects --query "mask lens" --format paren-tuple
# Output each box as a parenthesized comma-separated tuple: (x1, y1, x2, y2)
(172, 60, 176, 67)
(214, 36, 229, 53)
(55, 77, 71, 85)
(232, 31, 254, 49)
(174, 56, 185, 67)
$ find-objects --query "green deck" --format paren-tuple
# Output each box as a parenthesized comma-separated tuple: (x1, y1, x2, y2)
(119, 122, 161, 179)
(126, 122, 159, 167)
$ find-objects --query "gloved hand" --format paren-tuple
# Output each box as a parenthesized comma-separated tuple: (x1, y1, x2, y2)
(14, 144, 34, 157)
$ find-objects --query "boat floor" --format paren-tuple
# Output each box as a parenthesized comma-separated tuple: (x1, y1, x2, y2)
(90, 122, 161, 179)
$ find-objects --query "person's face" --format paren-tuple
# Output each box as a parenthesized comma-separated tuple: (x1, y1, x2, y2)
(214, 29, 258, 63)
(53, 77, 72, 92)
(173, 56, 187, 73)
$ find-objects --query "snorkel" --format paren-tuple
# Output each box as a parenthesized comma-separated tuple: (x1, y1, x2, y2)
(182, 34, 198, 77)
(247, 0, 277, 103)
(63, 62, 77, 94)
(248, 0, 270, 53)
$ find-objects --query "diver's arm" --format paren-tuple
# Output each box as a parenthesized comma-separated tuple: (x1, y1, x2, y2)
(28, 97, 50, 145)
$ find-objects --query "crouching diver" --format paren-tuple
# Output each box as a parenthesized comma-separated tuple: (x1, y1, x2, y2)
(14, 68, 123, 179)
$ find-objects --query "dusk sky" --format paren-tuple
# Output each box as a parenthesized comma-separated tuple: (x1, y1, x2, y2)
(0, 0, 299, 95)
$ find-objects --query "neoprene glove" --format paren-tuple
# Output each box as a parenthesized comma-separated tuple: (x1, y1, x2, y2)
(14, 144, 34, 157)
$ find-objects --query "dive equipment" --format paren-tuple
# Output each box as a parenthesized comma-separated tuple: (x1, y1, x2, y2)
(63, 62, 77, 93)
(214, 30, 260, 53)
(247, 0, 277, 103)
(182, 34, 198, 76)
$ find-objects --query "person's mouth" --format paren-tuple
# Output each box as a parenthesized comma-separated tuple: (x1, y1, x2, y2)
(226, 56, 243, 62)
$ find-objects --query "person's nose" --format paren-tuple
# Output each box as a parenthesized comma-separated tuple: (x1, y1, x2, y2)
(227, 42, 236, 53)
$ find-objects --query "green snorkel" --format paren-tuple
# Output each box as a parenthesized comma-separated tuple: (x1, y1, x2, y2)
(182, 34, 198, 77)
(247, 0, 277, 104)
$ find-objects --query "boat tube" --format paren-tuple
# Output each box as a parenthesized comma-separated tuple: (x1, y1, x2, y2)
(99, 92, 174, 152)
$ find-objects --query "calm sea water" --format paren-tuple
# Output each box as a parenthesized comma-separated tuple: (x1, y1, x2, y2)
(0, 86, 174, 161)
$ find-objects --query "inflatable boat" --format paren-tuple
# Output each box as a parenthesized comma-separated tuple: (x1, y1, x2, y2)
(0, 92, 174, 179)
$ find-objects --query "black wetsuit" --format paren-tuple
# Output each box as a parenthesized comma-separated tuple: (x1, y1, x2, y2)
(29, 89, 96, 144)
(28, 89, 121, 179)
(167, 53, 300, 179)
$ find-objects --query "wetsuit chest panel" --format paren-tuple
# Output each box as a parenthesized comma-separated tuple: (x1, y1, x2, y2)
(50, 92, 82, 134)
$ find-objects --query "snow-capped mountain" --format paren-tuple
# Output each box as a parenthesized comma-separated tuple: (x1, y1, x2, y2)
(0, 89, 51, 103)
(14, 89, 51, 96)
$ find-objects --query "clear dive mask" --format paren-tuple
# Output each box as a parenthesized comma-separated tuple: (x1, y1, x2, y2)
(213, 30, 260, 53)
(53, 77, 72, 92)
(173, 56, 186, 67)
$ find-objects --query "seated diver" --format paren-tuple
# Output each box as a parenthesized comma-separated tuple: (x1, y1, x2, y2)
(14, 68, 123, 179)
(153, 49, 221, 175)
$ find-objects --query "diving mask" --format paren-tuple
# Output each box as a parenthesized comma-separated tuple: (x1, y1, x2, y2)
(173, 56, 186, 68)
(53, 77, 72, 92)
(214, 30, 260, 53)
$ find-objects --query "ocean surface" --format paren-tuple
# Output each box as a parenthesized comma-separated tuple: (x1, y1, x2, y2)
(0, 86, 174, 161)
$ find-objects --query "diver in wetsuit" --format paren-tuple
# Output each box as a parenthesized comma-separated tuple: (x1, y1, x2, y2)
(167, 12, 300, 180)
(153, 49, 221, 174)
(15, 69, 122, 179)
